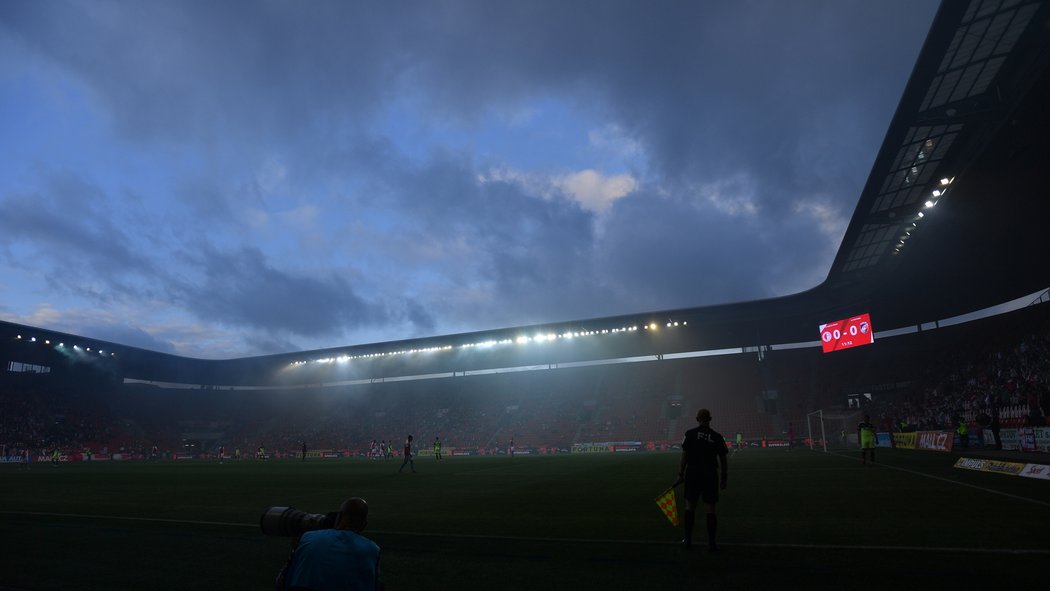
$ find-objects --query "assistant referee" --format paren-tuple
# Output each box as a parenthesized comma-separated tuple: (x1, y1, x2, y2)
(678, 408, 728, 551)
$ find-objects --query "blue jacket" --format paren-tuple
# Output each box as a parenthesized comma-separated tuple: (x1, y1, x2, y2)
(284, 528, 380, 591)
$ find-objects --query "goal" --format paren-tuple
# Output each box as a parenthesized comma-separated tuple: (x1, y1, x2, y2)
(806, 409, 861, 452)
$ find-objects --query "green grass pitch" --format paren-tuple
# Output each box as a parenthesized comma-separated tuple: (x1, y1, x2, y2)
(2, 449, 1048, 590)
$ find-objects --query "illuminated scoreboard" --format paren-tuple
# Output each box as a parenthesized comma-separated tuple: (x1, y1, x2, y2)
(819, 313, 874, 353)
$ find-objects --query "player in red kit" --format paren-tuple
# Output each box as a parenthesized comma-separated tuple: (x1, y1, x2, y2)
(398, 435, 416, 473)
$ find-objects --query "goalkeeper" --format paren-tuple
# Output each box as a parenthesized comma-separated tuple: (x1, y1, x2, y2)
(858, 415, 877, 465)
(677, 408, 728, 551)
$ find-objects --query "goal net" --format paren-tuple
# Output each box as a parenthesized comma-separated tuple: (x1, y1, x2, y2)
(806, 409, 862, 452)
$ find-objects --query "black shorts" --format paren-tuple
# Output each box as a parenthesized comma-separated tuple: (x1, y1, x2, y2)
(684, 469, 719, 505)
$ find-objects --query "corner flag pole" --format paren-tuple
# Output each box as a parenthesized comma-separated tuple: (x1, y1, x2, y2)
(660, 476, 684, 496)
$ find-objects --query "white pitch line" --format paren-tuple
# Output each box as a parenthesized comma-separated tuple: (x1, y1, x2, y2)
(366, 530, 1050, 555)
(824, 451, 1050, 509)
(2, 510, 1047, 555)
(0, 510, 253, 528)
(732, 542, 1048, 555)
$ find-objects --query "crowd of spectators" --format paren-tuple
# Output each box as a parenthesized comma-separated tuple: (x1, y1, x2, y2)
(0, 387, 132, 455)
(4, 311, 1049, 459)
(860, 328, 1050, 435)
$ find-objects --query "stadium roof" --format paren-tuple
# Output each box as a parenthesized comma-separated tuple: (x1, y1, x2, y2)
(824, 0, 1050, 323)
(3, 0, 1050, 383)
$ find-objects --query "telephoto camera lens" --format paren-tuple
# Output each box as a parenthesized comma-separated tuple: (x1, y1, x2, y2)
(259, 506, 336, 536)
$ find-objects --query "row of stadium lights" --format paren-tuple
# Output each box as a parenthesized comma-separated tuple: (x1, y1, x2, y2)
(290, 321, 689, 367)
(894, 177, 953, 255)
(14, 335, 116, 357)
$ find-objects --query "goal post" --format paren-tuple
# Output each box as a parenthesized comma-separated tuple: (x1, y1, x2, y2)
(806, 410, 827, 452)
(806, 409, 862, 452)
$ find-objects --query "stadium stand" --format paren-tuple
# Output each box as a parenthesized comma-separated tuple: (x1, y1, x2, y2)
(4, 300, 1047, 460)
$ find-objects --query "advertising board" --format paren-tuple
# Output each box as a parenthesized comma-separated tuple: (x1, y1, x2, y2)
(916, 431, 953, 452)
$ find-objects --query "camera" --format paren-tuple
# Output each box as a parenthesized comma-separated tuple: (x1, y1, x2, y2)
(259, 506, 337, 536)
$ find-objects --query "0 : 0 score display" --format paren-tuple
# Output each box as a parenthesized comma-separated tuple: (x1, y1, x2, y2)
(818, 313, 874, 353)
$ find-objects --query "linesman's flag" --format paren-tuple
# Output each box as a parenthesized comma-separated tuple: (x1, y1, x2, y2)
(654, 487, 679, 526)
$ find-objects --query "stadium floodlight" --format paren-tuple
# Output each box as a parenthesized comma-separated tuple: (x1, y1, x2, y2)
(940, 177, 951, 185)
(932, 189, 942, 197)
(917, 211, 924, 218)
(30, 337, 36, 342)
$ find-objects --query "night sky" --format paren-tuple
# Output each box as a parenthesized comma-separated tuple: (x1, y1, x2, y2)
(0, 0, 940, 359)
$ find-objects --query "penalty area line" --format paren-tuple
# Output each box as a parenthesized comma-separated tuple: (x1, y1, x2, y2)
(824, 451, 1050, 509)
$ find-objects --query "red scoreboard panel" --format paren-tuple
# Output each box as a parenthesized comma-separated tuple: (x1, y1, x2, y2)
(819, 313, 874, 353)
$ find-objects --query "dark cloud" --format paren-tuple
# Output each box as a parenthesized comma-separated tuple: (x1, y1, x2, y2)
(399, 298, 437, 335)
(237, 333, 305, 359)
(0, 169, 433, 349)
(1, 1, 935, 224)
(365, 149, 603, 328)
(597, 194, 770, 310)
(174, 245, 381, 337)
(0, 171, 156, 301)
(0, 1, 413, 143)
(79, 322, 177, 354)
(1, 1, 936, 163)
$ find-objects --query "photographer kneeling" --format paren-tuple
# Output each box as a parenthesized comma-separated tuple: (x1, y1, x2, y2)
(280, 497, 383, 591)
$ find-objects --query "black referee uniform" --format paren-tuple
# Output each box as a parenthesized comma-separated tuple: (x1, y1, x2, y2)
(679, 409, 728, 551)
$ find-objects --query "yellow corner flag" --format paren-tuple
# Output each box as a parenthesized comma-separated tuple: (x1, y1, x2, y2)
(655, 487, 679, 526)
